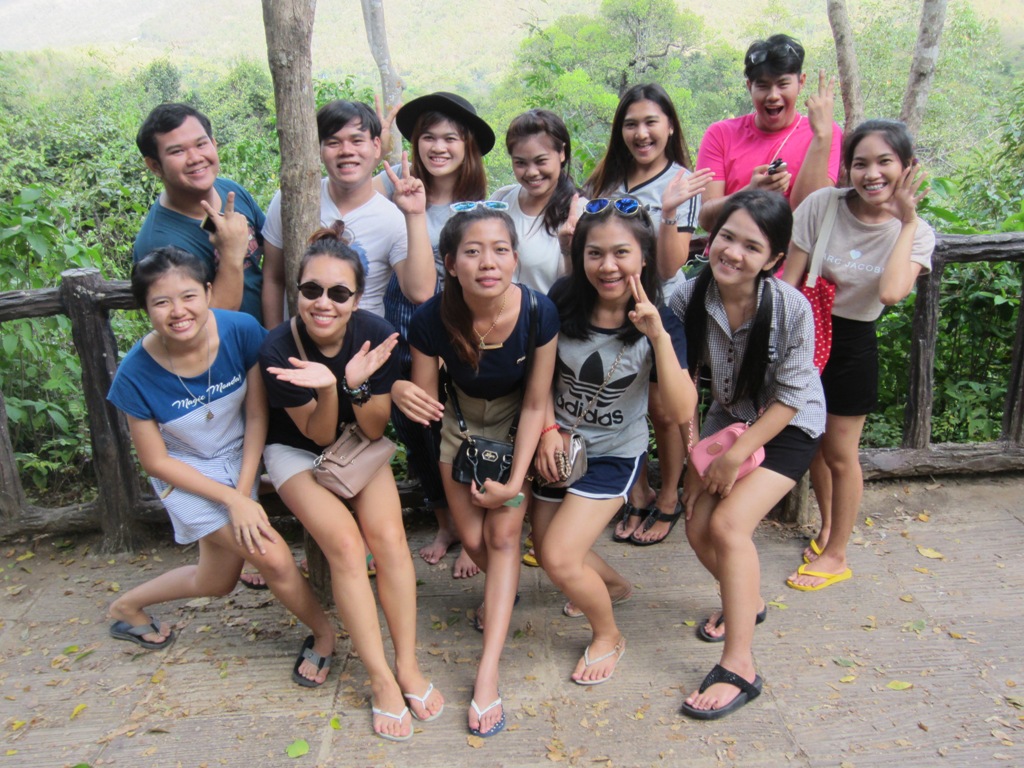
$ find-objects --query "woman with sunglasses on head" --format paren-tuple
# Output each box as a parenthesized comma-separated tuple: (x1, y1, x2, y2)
(375, 91, 495, 579)
(106, 247, 336, 688)
(584, 83, 711, 547)
(259, 223, 443, 742)
(490, 109, 582, 294)
(672, 191, 825, 719)
(393, 204, 559, 737)
(532, 195, 696, 684)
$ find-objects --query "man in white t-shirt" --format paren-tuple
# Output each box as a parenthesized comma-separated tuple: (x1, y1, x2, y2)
(262, 100, 435, 320)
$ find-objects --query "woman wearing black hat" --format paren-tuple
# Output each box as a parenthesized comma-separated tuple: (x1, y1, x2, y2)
(375, 92, 496, 579)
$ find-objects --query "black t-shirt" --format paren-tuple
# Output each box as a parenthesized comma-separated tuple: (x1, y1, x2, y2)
(407, 286, 559, 399)
(260, 311, 400, 454)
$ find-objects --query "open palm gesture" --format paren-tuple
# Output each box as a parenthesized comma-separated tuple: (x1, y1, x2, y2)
(344, 333, 399, 389)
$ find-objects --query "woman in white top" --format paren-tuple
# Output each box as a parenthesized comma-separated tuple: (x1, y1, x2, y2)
(490, 109, 581, 294)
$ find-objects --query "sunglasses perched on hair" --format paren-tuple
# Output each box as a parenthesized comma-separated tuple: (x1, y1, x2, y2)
(745, 42, 798, 68)
(297, 281, 356, 304)
(449, 200, 511, 214)
(582, 197, 643, 218)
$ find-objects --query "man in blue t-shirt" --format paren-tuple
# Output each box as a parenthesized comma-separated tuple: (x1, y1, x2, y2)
(133, 103, 280, 324)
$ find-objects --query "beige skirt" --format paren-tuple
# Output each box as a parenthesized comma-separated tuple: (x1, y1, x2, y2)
(439, 386, 522, 464)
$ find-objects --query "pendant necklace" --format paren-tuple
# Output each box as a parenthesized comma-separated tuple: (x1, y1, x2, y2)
(475, 287, 509, 350)
(162, 325, 214, 421)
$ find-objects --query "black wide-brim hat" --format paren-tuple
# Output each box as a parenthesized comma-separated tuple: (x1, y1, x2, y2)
(395, 92, 496, 156)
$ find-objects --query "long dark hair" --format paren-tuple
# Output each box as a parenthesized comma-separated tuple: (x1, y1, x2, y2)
(584, 83, 691, 197)
(438, 207, 519, 370)
(684, 190, 792, 405)
(410, 111, 487, 202)
(505, 109, 578, 236)
(550, 199, 661, 345)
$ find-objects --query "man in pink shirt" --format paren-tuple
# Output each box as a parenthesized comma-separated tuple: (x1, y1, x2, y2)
(697, 34, 842, 230)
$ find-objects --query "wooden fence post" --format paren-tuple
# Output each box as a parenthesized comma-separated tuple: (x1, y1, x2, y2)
(1002, 273, 1024, 445)
(903, 258, 943, 448)
(59, 268, 142, 551)
(0, 388, 26, 523)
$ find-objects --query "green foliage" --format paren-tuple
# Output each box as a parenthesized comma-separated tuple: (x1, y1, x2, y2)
(484, 0, 748, 186)
(0, 187, 103, 495)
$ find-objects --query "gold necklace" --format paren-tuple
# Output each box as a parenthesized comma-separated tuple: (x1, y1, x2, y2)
(475, 287, 510, 350)
(161, 325, 214, 421)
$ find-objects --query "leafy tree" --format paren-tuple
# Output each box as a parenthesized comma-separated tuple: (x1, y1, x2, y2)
(484, 0, 748, 185)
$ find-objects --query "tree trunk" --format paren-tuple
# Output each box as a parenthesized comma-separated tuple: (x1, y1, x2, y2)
(826, 0, 864, 134)
(360, 0, 404, 164)
(261, 0, 321, 314)
(901, 0, 949, 137)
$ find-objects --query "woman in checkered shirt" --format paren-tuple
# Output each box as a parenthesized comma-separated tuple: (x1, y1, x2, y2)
(669, 190, 825, 720)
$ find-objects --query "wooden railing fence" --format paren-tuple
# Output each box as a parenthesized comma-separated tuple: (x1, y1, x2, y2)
(2, 233, 1024, 550)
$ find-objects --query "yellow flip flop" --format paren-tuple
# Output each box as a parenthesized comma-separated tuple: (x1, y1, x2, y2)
(802, 537, 824, 564)
(786, 563, 852, 591)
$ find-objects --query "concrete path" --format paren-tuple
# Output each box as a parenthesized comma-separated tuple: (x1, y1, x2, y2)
(1, 475, 1022, 767)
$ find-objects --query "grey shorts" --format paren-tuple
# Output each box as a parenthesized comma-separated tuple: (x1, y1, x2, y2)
(263, 443, 318, 489)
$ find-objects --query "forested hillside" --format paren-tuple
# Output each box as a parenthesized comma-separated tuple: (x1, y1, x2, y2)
(1, 0, 1022, 499)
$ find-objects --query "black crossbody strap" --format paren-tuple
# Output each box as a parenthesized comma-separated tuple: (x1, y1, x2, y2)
(443, 287, 538, 443)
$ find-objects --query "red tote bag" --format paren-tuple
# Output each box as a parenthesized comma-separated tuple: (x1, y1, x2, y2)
(800, 190, 840, 374)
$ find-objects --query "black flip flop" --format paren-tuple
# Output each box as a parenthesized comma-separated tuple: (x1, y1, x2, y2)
(109, 615, 176, 650)
(292, 634, 331, 688)
(680, 664, 763, 720)
(611, 503, 646, 542)
(238, 573, 270, 590)
(630, 504, 682, 546)
(696, 605, 768, 643)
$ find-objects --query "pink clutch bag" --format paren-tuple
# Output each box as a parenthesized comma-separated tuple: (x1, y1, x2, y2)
(689, 423, 765, 479)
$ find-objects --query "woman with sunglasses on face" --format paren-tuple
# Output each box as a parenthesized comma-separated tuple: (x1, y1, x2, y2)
(393, 204, 559, 738)
(106, 247, 336, 688)
(584, 83, 712, 547)
(375, 92, 495, 578)
(259, 223, 443, 742)
(532, 196, 696, 684)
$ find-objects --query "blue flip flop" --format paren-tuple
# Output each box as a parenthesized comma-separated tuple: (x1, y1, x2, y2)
(469, 696, 505, 737)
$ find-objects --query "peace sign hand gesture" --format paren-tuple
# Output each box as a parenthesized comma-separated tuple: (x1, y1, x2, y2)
(627, 274, 665, 340)
(805, 69, 835, 140)
(384, 152, 426, 216)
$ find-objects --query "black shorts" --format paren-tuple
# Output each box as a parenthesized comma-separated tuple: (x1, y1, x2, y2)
(821, 316, 878, 417)
(761, 425, 821, 481)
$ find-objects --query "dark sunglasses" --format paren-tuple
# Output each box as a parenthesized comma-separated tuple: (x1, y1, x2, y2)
(746, 43, 798, 68)
(582, 197, 643, 218)
(297, 281, 356, 304)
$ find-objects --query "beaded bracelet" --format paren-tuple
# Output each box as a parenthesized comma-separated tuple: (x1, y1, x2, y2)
(341, 377, 372, 405)
(540, 424, 560, 436)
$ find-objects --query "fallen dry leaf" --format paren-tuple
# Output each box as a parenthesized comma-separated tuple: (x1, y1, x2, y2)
(916, 546, 945, 560)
